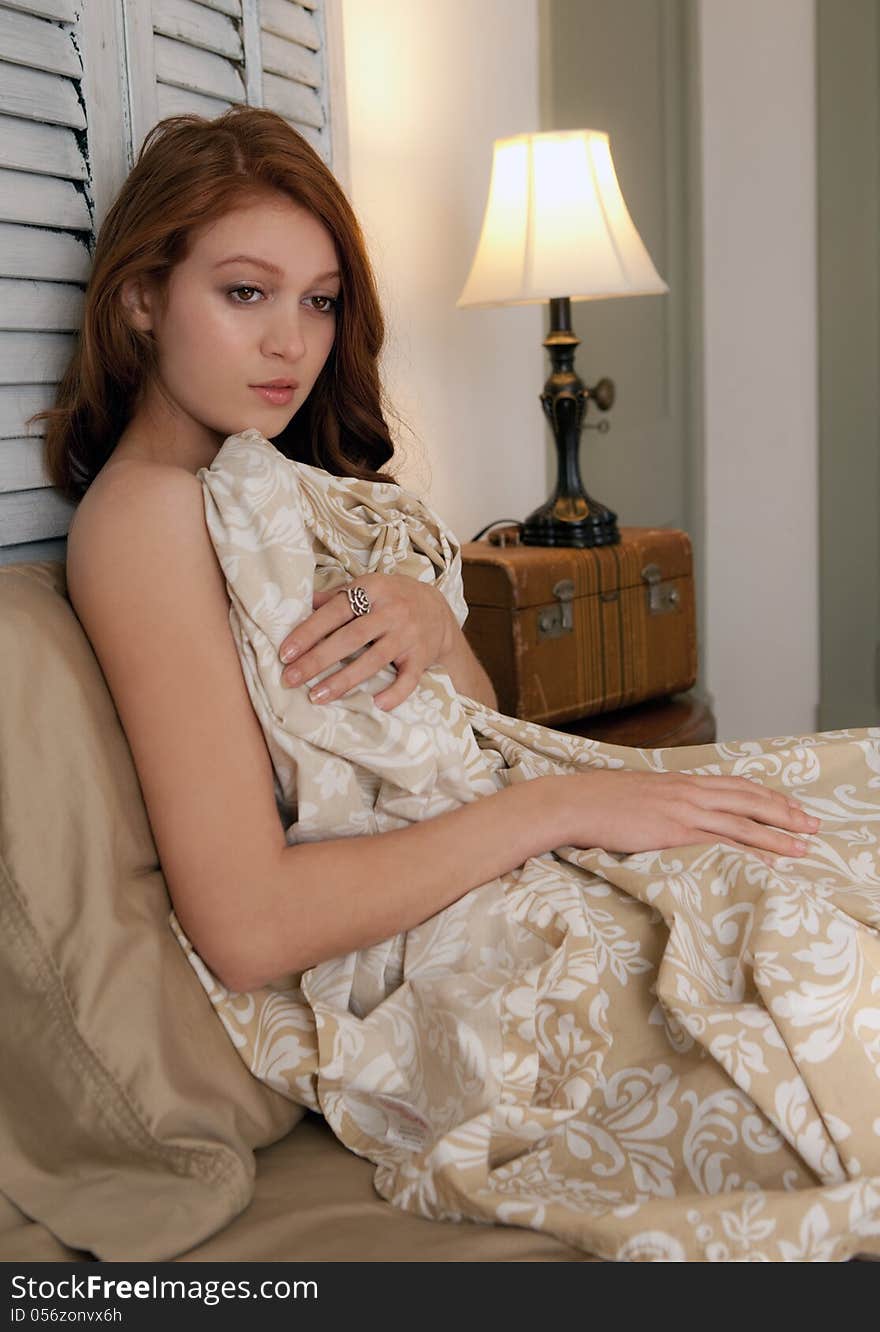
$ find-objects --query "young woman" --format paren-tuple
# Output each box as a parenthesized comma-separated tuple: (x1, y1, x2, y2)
(36, 106, 817, 991)
(35, 108, 877, 1262)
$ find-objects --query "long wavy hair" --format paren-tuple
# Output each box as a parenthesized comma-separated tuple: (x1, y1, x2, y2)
(30, 107, 399, 503)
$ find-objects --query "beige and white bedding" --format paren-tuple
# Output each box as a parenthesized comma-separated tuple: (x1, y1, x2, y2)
(171, 427, 880, 1262)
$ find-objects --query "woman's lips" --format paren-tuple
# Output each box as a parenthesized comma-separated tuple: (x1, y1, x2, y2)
(251, 385, 295, 405)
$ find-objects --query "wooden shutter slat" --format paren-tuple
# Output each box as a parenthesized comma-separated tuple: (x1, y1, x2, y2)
(0, 5, 81, 79)
(0, 167, 90, 230)
(0, 330, 75, 383)
(0, 436, 49, 491)
(0, 485, 74, 542)
(194, 0, 241, 19)
(0, 383, 50, 437)
(0, 277, 83, 332)
(0, 111, 86, 180)
(153, 31, 246, 102)
(260, 31, 320, 87)
(153, 0, 243, 64)
(263, 70, 322, 129)
(0, 2, 90, 559)
(1, 1, 77, 25)
(156, 82, 233, 120)
(0, 57, 85, 128)
(0, 535, 66, 564)
(261, 0, 320, 51)
(0, 220, 89, 282)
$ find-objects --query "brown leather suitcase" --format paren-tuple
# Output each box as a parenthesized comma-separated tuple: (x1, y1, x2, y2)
(460, 527, 698, 725)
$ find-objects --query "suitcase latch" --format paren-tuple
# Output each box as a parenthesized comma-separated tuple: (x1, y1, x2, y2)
(641, 563, 681, 615)
(537, 579, 575, 639)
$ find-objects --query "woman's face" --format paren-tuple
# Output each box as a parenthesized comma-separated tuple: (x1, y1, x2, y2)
(121, 194, 341, 471)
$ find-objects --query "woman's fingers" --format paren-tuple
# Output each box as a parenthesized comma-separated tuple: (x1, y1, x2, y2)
(305, 641, 401, 704)
(310, 582, 356, 611)
(667, 773, 822, 858)
(281, 613, 379, 688)
(687, 777, 820, 835)
(373, 658, 422, 710)
(279, 584, 375, 668)
(278, 575, 451, 708)
(279, 587, 427, 706)
(694, 772, 816, 818)
(693, 808, 812, 859)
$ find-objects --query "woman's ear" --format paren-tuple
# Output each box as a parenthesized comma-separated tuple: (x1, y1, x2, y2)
(120, 277, 155, 333)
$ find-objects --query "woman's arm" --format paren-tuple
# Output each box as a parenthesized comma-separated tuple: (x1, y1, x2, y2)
(68, 463, 816, 996)
(238, 771, 563, 990)
(241, 766, 818, 990)
(66, 463, 553, 993)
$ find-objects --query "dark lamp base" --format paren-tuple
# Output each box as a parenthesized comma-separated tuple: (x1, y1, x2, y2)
(521, 496, 620, 548)
(528, 296, 621, 548)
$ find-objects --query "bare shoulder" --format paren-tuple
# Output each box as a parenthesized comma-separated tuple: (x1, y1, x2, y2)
(66, 455, 287, 991)
(67, 456, 201, 575)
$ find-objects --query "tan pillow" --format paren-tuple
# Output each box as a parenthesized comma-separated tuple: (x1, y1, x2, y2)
(0, 560, 303, 1261)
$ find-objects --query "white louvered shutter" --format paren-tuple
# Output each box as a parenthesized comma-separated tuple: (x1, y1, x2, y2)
(0, 0, 340, 565)
(127, 0, 331, 163)
(0, 0, 91, 563)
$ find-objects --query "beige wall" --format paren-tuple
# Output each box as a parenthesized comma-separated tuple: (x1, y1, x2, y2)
(337, 0, 821, 742)
(699, 0, 819, 740)
(338, 0, 545, 543)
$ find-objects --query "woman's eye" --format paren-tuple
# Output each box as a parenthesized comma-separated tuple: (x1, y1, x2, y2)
(227, 285, 264, 304)
(307, 295, 338, 314)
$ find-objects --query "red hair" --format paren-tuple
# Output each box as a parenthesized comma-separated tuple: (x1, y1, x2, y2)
(31, 107, 400, 503)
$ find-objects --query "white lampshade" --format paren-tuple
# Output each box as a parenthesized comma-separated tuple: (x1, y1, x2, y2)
(456, 129, 669, 308)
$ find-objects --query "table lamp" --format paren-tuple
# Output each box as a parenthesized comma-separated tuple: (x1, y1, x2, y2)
(456, 129, 669, 547)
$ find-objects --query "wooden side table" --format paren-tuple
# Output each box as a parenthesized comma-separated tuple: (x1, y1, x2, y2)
(552, 691, 716, 748)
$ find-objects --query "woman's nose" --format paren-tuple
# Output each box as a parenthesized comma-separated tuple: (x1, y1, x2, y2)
(263, 309, 307, 361)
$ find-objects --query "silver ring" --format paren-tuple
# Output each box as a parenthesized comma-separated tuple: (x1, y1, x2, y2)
(346, 584, 372, 617)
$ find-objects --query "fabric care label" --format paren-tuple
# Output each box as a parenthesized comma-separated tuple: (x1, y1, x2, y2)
(344, 1090, 433, 1152)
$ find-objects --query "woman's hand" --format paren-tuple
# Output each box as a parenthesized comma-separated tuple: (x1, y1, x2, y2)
(278, 572, 459, 711)
(557, 769, 821, 864)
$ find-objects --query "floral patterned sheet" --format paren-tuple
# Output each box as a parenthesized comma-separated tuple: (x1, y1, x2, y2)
(171, 428, 880, 1262)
